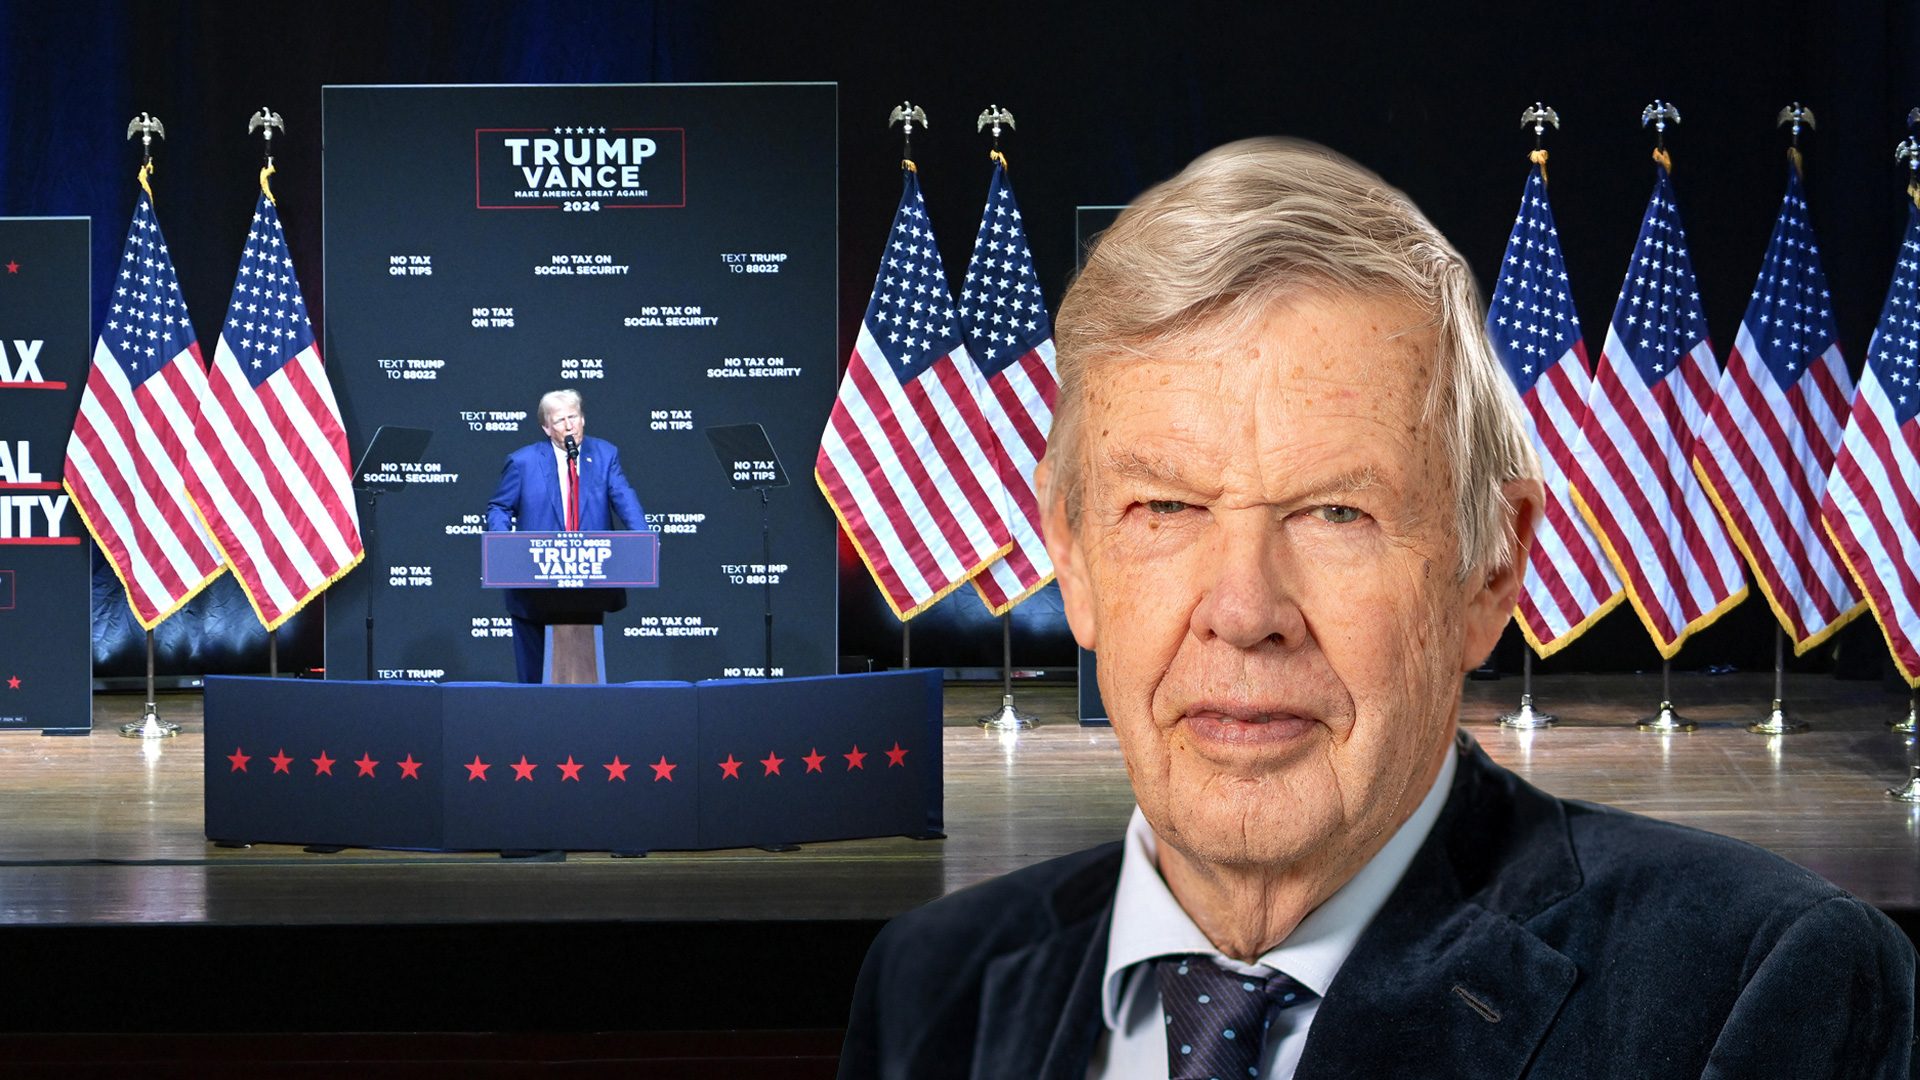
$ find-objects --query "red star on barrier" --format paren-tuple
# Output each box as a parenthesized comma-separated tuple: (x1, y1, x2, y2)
(650, 756, 676, 781)
(4, 261, 17, 274)
(465, 756, 490, 781)
(5, 676, 18, 689)
(354, 754, 379, 777)
(269, 749, 293, 774)
(718, 754, 743, 779)
(397, 754, 422, 779)
(886, 742, 909, 767)
(312, 752, 336, 776)
(802, 748, 825, 773)
(760, 751, 784, 776)
(558, 756, 583, 781)
(227, 748, 250, 772)
(844, 745, 867, 770)
(604, 755, 630, 781)
(511, 755, 537, 781)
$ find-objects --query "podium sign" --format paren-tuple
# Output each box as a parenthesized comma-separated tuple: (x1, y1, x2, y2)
(0, 218, 90, 734)
(482, 531, 660, 589)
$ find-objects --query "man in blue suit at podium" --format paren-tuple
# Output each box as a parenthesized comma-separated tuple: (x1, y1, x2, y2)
(485, 389, 647, 682)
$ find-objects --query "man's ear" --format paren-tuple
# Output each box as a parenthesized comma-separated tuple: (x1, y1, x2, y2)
(1037, 459, 1097, 651)
(1459, 478, 1542, 673)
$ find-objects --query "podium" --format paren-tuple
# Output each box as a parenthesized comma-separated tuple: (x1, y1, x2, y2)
(482, 531, 660, 683)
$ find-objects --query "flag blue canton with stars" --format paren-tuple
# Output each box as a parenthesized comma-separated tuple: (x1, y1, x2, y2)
(223, 194, 314, 389)
(958, 162, 1050, 376)
(106, 194, 196, 383)
(1613, 168, 1710, 384)
(865, 170, 964, 382)
(1487, 165, 1582, 393)
(1867, 204, 1920, 427)
(1745, 168, 1837, 393)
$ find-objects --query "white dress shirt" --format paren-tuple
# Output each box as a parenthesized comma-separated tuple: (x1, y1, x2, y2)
(1086, 746, 1457, 1080)
(552, 442, 574, 527)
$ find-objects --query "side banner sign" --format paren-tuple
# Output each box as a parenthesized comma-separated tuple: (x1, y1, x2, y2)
(0, 218, 90, 732)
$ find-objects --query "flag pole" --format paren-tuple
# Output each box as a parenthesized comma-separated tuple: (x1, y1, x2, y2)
(118, 114, 180, 740)
(1498, 104, 1561, 732)
(979, 611, 1039, 730)
(1638, 657, 1696, 733)
(1750, 625, 1806, 734)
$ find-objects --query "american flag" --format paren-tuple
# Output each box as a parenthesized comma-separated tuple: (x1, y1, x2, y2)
(1568, 165, 1747, 657)
(1485, 164, 1623, 655)
(62, 190, 225, 629)
(816, 169, 1013, 619)
(958, 159, 1058, 614)
(1693, 166, 1861, 653)
(186, 193, 362, 630)
(1822, 201, 1920, 686)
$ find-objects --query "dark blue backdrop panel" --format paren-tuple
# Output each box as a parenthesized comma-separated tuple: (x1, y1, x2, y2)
(691, 673, 943, 849)
(203, 669, 940, 852)
(204, 679, 446, 849)
(439, 681, 699, 852)
(320, 82, 838, 686)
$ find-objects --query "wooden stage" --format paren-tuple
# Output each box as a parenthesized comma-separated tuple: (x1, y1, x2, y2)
(0, 671, 1916, 1055)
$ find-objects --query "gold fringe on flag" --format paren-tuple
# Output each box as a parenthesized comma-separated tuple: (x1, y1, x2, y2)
(1652, 146, 1673, 173)
(1529, 147, 1548, 185)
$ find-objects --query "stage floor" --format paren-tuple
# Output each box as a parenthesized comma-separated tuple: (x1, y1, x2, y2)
(1, 672, 1916, 927)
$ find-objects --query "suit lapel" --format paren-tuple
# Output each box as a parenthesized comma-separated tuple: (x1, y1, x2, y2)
(970, 852, 1118, 1080)
(1295, 736, 1581, 1078)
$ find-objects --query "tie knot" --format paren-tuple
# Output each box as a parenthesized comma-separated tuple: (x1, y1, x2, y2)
(1154, 956, 1317, 1080)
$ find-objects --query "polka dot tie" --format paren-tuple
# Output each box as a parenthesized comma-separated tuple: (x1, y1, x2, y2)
(1154, 955, 1318, 1080)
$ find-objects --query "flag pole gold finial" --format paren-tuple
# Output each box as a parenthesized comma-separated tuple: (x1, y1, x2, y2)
(126, 113, 165, 202)
(978, 105, 1016, 168)
(1642, 101, 1680, 173)
(889, 102, 928, 172)
(1777, 103, 1815, 177)
(249, 108, 285, 205)
(1520, 103, 1558, 184)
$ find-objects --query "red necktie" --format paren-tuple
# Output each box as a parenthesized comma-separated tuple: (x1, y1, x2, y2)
(567, 458, 580, 531)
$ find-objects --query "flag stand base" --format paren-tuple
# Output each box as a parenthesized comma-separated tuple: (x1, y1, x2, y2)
(978, 694, 1039, 732)
(120, 702, 179, 739)
(1891, 693, 1918, 735)
(1637, 702, 1696, 733)
(1748, 699, 1807, 735)
(1888, 765, 1920, 803)
(1498, 694, 1555, 730)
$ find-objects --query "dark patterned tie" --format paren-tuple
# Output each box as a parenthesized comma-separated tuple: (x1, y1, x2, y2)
(1155, 955, 1318, 1080)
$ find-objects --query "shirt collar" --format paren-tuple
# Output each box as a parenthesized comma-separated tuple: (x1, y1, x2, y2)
(1100, 743, 1457, 1030)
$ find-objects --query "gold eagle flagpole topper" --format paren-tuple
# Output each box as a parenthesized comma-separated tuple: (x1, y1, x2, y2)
(889, 102, 927, 170)
(977, 105, 1014, 168)
(1520, 102, 1558, 183)
(249, 107, 285, 204)
(126, 112, 165, 202)
(1642, 100, 1680, 173)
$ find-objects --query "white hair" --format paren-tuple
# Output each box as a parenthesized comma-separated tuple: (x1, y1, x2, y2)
(1044, 137, 1539, 580)
(539, 389, 583, 425)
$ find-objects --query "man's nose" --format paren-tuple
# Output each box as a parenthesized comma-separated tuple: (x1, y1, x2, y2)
(1188, 516, 1306, 651)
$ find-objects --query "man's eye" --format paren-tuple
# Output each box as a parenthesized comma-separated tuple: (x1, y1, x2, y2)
(1145, 500, 1190, 515)
(1310, 505, 1363, 524)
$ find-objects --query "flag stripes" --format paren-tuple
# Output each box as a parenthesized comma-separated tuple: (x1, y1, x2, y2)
(1485, 165, 1622, 654)
(959, 160, 1058, 614)
(816, 170, 1013, 620)
(1692, 169, 1861, 653)
(62, 193, 224, 628)
(187, 195, 361, 630)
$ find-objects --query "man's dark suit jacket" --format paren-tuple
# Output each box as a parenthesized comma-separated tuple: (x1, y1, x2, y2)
(840, 732, 1916, 1079)
(484, 435, 646, 624)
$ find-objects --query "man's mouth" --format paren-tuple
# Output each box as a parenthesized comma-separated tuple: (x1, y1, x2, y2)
(1181, 705, 1318, 749)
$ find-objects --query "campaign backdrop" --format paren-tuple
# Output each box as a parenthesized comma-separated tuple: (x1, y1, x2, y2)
(0, 218, 90, 732)
(321, 84, 838, 683)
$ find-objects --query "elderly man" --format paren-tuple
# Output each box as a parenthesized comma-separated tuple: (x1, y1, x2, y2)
(838, 140, 1914, 1078)
(485, 389, 646, 682)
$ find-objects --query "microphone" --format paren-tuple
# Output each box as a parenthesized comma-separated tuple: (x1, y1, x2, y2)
(564, 434, 578, 461)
